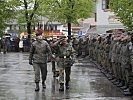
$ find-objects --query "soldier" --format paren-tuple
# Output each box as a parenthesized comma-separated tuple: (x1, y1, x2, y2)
(129, 34, 133, 94)
(72, 37, 79, 56)
(29, 32, 53, 92)
(77, 37, 83, 57)
(50, 36, 59, 77)
(120, 33, 132, 95)
(53, 36, 75, 91)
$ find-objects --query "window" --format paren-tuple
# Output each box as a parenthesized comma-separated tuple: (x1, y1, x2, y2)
(102, 0, 109, 10)
(95, 13, 97, 22)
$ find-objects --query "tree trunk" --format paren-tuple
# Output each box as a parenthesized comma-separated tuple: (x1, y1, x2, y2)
(27, 22, 31, 40)
(67, 22, 71, 40)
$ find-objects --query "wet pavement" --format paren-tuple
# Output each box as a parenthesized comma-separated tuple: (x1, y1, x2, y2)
(0, 52, 132, 100)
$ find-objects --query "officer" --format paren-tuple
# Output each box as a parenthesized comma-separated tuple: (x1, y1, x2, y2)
(53, 36, 75, 91)
(29, 32, 53, 92)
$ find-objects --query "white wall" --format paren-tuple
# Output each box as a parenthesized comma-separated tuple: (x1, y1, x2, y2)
(96, 0, 113, 25)
(95, 0, 124, 33)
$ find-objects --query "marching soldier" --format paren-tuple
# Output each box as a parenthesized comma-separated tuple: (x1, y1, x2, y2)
(29, 32, 54, 92)
(50, 36, 59, 77)
(53, 36, 75, 91)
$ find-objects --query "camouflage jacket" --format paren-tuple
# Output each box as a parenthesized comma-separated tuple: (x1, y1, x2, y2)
(29, 39, 52, 63)
(53, 41, 75, 67)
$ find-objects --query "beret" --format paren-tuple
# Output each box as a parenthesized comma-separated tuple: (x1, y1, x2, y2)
(36, 32, 42, 36)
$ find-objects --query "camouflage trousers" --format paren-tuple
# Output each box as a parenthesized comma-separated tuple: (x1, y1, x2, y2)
(33, 63, 47, 83)
(51, 61, 59, 72)
(121, 64, 131, 86)
(58, 67, 71, 84)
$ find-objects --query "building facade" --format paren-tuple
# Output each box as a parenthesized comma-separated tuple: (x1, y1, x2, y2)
(88, 0, 124, 34)
(97, 0, 124, 33)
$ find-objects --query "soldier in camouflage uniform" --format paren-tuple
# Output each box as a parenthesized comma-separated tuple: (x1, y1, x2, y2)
(120, 34, 132, 95)
(104, 36, 111, 75)
(29, 32, 53, 92)
(110, 36, 118, 79)
(115, 36, 123, 86)
(77, 37, 83, 57)
(50, 36, 59, 77)
(72, 37, 79, 56)
(53, 36, 75, 91)
(129, 34, 133, 94)
(54, 36, 75, 91)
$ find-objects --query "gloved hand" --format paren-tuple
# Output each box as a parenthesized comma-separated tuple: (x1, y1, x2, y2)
(29, 60, 33, 65)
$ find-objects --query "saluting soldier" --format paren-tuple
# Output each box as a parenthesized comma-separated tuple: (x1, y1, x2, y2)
(53, 36, 75, 91)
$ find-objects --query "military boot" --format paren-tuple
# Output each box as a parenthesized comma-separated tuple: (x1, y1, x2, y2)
(59, 83, 64, 91)
(123, 88, 132, 96)
(65, 81, 70, 89)
(35, 82, 39, 92)
(117, 80, 124, 87)
(42, 81, 46, 89)
(55, 71, 59, 77)
(53, 72, 56, 77)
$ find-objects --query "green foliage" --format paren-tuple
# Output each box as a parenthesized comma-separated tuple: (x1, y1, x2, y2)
(2, 0, 95, 38)
(37, 0, 95, 37)
(39, 0, 95, 24)
(110, 0, 133, 30)
(4, 0, 95, 27)
(0, 0, 17, 35)
(0, 0, 14, 33)
(8, 0, 40, 23)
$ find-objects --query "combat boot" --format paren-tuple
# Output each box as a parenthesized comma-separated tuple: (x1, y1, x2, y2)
(113, 79, 120, 85)
(42, 81, 46, 89)
(65, 81, 70, 89)
(123, 88, 132, 96)
(117, 80, 124, 87)
(53, 72, 56, 77)
(120, 85, 128, 90)
(35, 82, 39, 92)
(59, 83, 64, 91)
(55, 71, 59, 77)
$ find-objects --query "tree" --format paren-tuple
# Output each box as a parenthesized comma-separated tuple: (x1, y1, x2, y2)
(40, 0, 95, 40)
(0, 0, 14, 35)
(7, 0, 44, 39)
(110, 0, 133, 30)
(7, 0, 95, 40)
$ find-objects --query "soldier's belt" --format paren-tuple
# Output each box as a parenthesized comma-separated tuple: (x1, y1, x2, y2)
(59, 56, 70, 58)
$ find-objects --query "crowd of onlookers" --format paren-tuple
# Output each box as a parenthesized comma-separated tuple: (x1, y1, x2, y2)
(0, 34, 86, 55)
(0, 36, 30, 53)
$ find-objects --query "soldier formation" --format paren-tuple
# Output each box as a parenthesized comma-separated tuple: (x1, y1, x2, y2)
(82, 31, 133, 96)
